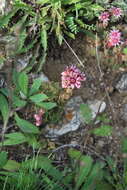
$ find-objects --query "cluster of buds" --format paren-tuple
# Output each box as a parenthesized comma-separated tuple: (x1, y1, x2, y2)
(34, 109, 45, 126)
(61, 65, 86, 89)
(99, 7, 122, 26)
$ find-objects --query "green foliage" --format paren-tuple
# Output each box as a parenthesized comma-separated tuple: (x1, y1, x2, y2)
(0, 132, 27, 146)
(123, 48, 127, 55)
(18, 71, 28, 96)
(15, 114, 39, 134)
(1, 148, 126, 190)
(0, 71, 57, 148)
(0, 151, 8, 168)
(9, 70, 57, 111)
(0, 93, 10, 124)
(0, 0, 102, 69)
(92, 125, 112, 137)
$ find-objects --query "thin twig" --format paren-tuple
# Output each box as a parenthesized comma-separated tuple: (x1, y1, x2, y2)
(51, 143, 106, 161)
(95, 33, 117, 123)
(63, 37, 84, 68)
(52, 144, 79, 153)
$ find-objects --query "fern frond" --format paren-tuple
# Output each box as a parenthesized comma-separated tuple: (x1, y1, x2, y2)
(66, 16, 78, 34)
(0, 9, 18, 28)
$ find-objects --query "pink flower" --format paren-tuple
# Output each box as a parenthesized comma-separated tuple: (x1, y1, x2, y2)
(34, 109, 45, 126)
(61, 65, 86, 89)
(107, 29, 122, 47)
(99, 12, 110, 24)
(110, 7, 122, 18)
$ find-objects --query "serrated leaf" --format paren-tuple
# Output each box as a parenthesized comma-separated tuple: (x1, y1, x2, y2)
(18, 72, 28, 96)
(92, 125, 112, 137)
(15, 114, 39, 134)
(29, 78, 42, 95)
(36, 102, 57, 110)
(0, 93, 9, 123)
(80, 104, 92, 124)
(3, 160, 20, 171)
(0, 151, 8, 168)
(41, 28, 47, 52)
(29, 93, 48, 103)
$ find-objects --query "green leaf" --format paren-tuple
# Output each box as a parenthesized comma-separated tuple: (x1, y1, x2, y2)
(68, 149, 93, 190)
(80, 104, 92, 124)
(3, 160, 20, 171)
(0, 132, 27, 146)
(29, 93, 48, 103)
(75, 156, 93, 190)
(81, 162, 105, 190)
(0, 151, 8, 168)
(0, 9, 18, 27)
(0, 94, 9, 123)
(12, 95, 27, 108)
(36, 102, 57, 110)
(16, 29, 27, 53)
(22, 156, 69, 188)
(18, 72, 28, 96)
(95, 181, 114, 190)
(36, 0, 50, 4)
(41, 28, 47, 52)
(92, 125, 112, 137)
(29, 78, 42, 95)
(25, 135, 41, 149)
(121, 138, 127, 153)
(62, 0, 81, 5)
(123, 48, 127, 55)
(68, 149, 82, 160)
(15, 114, 39, 134)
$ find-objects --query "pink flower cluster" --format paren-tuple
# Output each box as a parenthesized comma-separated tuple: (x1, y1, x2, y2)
(107, 29, 122, 47)
(99, 11, 110, 24)
(61, 65, 86, 89)
(99, 7, 122, 25)
(110, 7, 122, 18)
(34, 109, 45, 126)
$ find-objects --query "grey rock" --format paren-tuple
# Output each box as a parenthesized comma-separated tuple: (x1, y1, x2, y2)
(46, 96, 84, 138)
(0, 74, 6, 87)
(0, 35, 18, 57)
(47, 111, 81, 137)
(97, 140, 105, 148)
(121, 104, 127, 122)
(0, 35, 16, 44)
(46, 97, 106, 138)
(115, 73, 127, 93)
(87, 100, 106, 119)
(0, 0, 5, 15)
(31, 72, 49, 82)
(16, 54, 32, 72)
